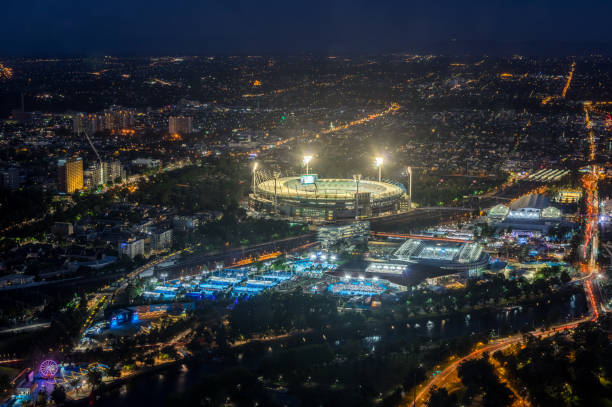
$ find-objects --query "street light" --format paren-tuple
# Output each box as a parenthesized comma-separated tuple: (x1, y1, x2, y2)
(303, 155, 312, 174)
(375, 157, 383, 182)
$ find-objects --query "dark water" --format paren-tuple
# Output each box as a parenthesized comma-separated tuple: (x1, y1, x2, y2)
(404, 292, 586, 339)
(95, 292, 587, 406)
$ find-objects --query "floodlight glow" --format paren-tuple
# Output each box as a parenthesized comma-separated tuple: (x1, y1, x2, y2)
(253, 162, 258, 172)
(375, 157, 383, 181)
(303, 155, 313, 174)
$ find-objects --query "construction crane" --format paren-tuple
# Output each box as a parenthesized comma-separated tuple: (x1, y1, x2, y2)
(82, 130, 104, 186)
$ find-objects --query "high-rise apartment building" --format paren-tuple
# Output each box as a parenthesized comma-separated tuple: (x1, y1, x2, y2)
(73, 106, 136, 134)
(104, 160, 124, 183)
(168, 116, 193, 134)
(104, 106, 135, 132)
(57, 158, 83, 194)
(84, 160, 125, 189)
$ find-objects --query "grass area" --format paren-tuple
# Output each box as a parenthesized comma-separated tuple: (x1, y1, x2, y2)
(0, 366, 19, 378)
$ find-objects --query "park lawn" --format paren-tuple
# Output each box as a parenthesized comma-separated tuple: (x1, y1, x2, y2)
(0, 366, 19, 378)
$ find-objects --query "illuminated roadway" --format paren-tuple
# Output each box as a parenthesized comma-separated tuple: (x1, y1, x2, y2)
(370, 231, 472, 243)
(408, 102, 606, 406)
(408, 277, 601, 407)
(561, 61, 575, 99)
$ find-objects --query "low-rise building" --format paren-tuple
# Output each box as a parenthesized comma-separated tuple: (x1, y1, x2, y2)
(317, 221, 370, 249)
(118, 238, 146, 259)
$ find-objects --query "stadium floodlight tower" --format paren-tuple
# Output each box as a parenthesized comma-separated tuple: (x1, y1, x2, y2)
(252, 162, 258, 193)
(353, 174, 362, 219)
(273, 171, 281, 213)
(303, 155, 312, 174)
(375, 157, 383, 182)
(407, 166, 412, 209)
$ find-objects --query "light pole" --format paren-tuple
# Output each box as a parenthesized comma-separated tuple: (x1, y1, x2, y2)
(353, 174, 361, 219)
(273, 171, 281, 214)
(303, 155, 312, 174)
(375, 157, 383, 182)
(252, 162, 258, 193)
(407, 166, 412, 209)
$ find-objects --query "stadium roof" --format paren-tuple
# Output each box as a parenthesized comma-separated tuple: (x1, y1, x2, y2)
(255, 176, 405, 201)
(489, 204, 510, 218)
(510, 194, 550, 210)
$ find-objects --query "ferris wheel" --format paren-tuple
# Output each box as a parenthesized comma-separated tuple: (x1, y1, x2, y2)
(39, 360, 59, 378)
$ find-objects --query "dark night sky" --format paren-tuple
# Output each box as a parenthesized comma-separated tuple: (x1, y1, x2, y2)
(2, 0, 612, 56)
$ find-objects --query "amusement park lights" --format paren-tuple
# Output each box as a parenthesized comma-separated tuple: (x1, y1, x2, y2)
(39, 360, 59, 378)
(303, 155, 312, 174)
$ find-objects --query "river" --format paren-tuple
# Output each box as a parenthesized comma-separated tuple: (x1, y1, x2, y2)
(93, 291, 586, 406)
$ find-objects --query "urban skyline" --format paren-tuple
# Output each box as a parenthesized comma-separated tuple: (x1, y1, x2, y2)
(0, 2, 611, 407)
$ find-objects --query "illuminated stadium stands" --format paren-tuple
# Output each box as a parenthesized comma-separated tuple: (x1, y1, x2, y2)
(391, 238, 489, 271)
(251, 175, 405, 220)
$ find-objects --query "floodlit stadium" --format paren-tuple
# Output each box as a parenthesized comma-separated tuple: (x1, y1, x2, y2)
(365, 237, 489, 281)
(250, 173, 406, 220)
(390, 238, 488, 271)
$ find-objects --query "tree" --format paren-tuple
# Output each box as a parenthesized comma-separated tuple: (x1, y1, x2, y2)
(69, 378, 79, 393)
(86, 368, 103, 390)
(36, 388, 48, 406)
(144, 354, 155, 367)
(160, 345, 179, 360)
(427, 386, 458, 407)
(560, 270, 571, 284)
(51, 385, 67, 405)
(107, 364, 121, 379)
(458, 356, 513, 407)
(0, 374, 10, 395)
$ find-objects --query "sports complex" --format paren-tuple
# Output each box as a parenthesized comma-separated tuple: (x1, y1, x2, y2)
(250, 173, 406, 221)
(366, 236, 490, 282)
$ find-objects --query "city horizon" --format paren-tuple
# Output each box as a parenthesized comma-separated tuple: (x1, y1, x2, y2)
(1, 2, 612, 406)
